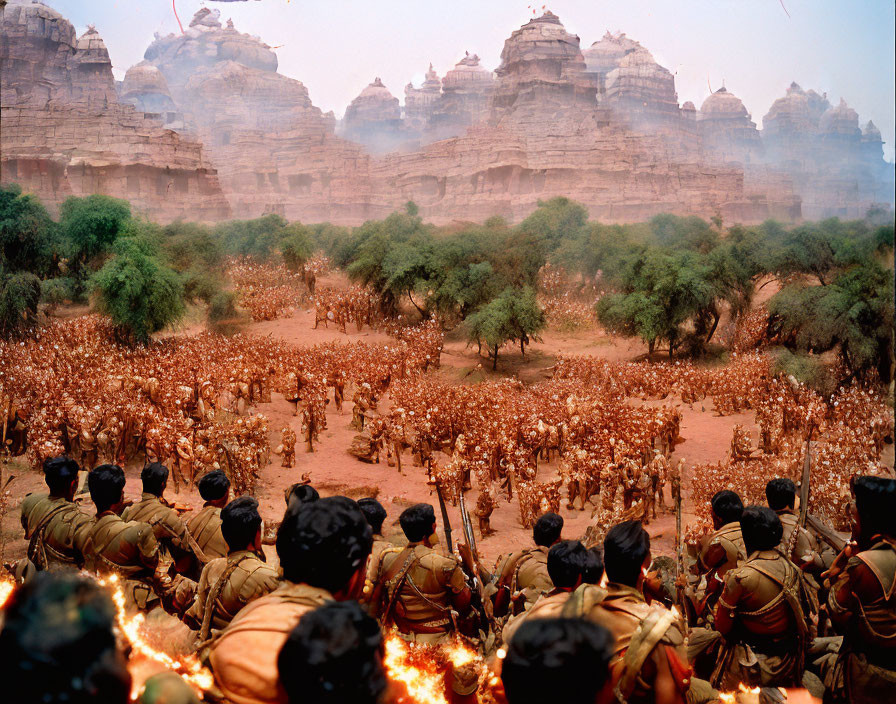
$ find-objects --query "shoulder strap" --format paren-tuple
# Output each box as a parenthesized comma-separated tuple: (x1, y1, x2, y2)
(561, 584, 606, 619)
(744, 558, 809, 639)
(199, 554, 253, 642)
(27, 504, 71, 569)
(614, 608, 677, 703)
(378, 547, 417, 624)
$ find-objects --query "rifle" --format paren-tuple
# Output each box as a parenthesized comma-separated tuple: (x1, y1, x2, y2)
(806, 513, 847, 553)
(787, 433, 812, 559)
(674, 488, 690, 629)
(434, 481, 453, 554)
(458, 490, 495, 633)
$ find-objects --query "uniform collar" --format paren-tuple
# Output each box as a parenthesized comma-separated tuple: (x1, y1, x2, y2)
(274, 581, 334, 601)
(604, 582, 645, 602)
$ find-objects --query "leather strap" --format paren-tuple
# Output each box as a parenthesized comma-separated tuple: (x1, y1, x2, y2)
(27, 504, 71, 569)
(199, 554, 252, 642)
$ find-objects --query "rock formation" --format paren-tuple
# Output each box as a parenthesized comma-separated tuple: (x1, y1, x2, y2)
(341, 78, 405, 153)
(404, 64, 442, 131)
(698, 87, 762, 164)
(428, 53, 494, 138)
(0, 0, 229, 221)
(119, 61, 182, 130)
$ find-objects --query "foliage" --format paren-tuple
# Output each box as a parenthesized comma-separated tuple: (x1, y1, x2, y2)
(214, 213, 290, 259)
(40, 277, 75, 310)
(59, 194, 131, 268)
(466, 286, 546, 369)
(0, 183, 60, 276)
(0, 268, 41, 338)
(518, 197, 589, 253)
(771, 348, 839, 398)
(90, 236, 185, 344)
(280, 223, 313, 273)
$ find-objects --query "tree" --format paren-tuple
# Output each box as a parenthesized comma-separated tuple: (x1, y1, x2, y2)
(90, 237, 185, 344)
(0, 184, 60, 276)
(518, 197, 589, 253)
(767, 260, 894, 382)
(280, 223, 313, 273)
(59, 194, 131, 271)
(0, 267, 41, 338)
(466, 287, 545, 369)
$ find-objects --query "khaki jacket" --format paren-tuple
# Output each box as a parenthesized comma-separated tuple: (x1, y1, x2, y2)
(699, 522, 746, 577)
(20, 493, 93, 569)
(208, 582, 333, 704)
(495, 545, 553, 606)
(122, 493, 191, 556)
(186, 504, 228, 561)
(83, 511, 160, 578)
(185, 550, 279, 632)
(502, 589, 572, 644)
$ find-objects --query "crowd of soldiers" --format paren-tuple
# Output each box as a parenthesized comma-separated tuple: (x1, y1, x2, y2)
(312, 285, 383, 333)
(6, 447, 895, 704)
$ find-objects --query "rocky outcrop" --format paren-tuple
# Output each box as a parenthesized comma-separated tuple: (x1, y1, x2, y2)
(698, 87, 763, 165)
(341, 78, 405, 152)
(428, 53, 494, 138)
(0, 0, 229, 221)
(404, 64, 441, 131)
(119, 61, 182, 129)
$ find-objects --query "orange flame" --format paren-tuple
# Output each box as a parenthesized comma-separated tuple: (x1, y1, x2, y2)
(0, 578, 14, 609)
(383, 633, 487, 704)
(98, 575, 213, 697)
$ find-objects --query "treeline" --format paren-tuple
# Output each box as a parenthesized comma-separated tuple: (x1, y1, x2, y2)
(1, 186, 892, 381)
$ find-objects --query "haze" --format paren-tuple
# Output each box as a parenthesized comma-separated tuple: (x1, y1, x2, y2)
(47, 0, 896, 161)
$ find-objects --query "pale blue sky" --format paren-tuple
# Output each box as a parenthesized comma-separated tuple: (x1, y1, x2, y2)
(46, 0, 896, 160)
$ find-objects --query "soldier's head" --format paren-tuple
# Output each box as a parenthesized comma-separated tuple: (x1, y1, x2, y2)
(198, 469, 231, 508)
(278, 601, 386, 704)
(533, 512, 563, 547)
(765, 478, 797, 511)
(582, 546, 604, 585)
(853, 476, 896, 546)
(399, 503, 437, 545)
(88, 464, 127, 515)
(140, 462, 169, 497)
(277, 496, 372, 600)
(603, 520, 651, 588)
(286, 482, 319, 508)
(358, 497, 387, 535)
(502, 617, 614, 704)
(0, 572, 131, 704)
(739, 506, 783, 555)
(43, 455, 81, 500)
(222, 496, 263, 553)
(710, 490, 744, 529)
(548, 540, 589, 590)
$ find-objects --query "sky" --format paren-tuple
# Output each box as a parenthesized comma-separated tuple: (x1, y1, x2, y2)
(46, 0, 896, 160)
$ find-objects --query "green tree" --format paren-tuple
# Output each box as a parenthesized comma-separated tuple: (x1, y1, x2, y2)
(0, 184, 61, 276)
(466, 286, 545, 369)
(280, 223, 313, 273)
(60, 194, 131, 272)
(0, 266, 41, 338)
(518, 197, 589, 253)
(90, 236, 185, 344)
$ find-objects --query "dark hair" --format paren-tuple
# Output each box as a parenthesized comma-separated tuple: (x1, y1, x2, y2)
(582, 547, 604, 585)
(140, 462, 169, 496)
(198, 470, 231, 502)
(43, 455, 81, 495)
(533, 512, 563, 547)
(357, 497, 387, 534)
(0, 572, 131, 704)
(740, 505, 783, 554)
(502, 618, 614, 704)
(287, 483, 320, 507)
(853, 476, 896, 540)
(547, 540, 588, 590)
(603, 520, 651, 587)
(278, 601, 386, 704)
(221, 496, 263, 552)
(88, 465, 126, 513)
(277, 497, 373, 593)
(765, 478, 796, 511)
(711, 490, 744, 524)
(399, 503, 436, 543)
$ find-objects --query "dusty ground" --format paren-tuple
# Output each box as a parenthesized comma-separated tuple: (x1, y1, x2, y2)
(3, 273, 888, 571)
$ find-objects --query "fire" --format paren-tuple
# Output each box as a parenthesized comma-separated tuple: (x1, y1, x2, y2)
(98, 575, 213, 698)
(384, 634, 450, 704)
(0, 578, 14, 609)
(718, 684, 766, 702)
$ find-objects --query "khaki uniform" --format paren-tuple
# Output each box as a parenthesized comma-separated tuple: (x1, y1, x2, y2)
(20, 493, 93, 570)
(698, 522, 746, 578)
(376, 541, 467, 644)
(713, 549, 809, 689)
(582, 583, 691, 704)
(208, 582, 333, 704)
(826, 539, 896, 703)
(122, 493, 192, 558)
(83, 511, 162, 609)
(776, 509, 823, 572)
(502, 589, 574, 644)
(494, 545, 553, 610)
(185, 550, 279, 634)
(187, 504, 228, 561)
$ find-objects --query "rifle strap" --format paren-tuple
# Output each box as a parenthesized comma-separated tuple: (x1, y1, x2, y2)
(27, 504, 70, 569)
(614, 607, 677, 703)
(378, 547, 416, 624)
(199, 554, 252, 642)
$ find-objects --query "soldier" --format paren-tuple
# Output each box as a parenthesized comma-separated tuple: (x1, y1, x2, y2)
(372, 503, 472, 644)
(502, 540, 596, 643)
(692, 490, 746, 616)
(765, 478, 827, 573)
(184, 497, 279, 638)
(579, 520, 692, 704)
(208, 497, 372, 704)
(825, 476, 896, 703)
(712, 506, 812, 690)
(277, 601, 387, 704)
(279, 426, 297, 468)
(81, 465, 169, 610)
(501, 618, 614, 704)
(493, 512, 563, 617)
(20, 455, 94, 571)
(186, 470, 231, 567)
(358, 497, 392, 592)
(121, 463, 193, 568)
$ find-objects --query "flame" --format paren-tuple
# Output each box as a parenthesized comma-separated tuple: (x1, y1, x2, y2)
(384, 634, 449, 704)
(718, 684, 765, 702)
(98, 575, 213, 697)
(0, 578, 14, 609)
